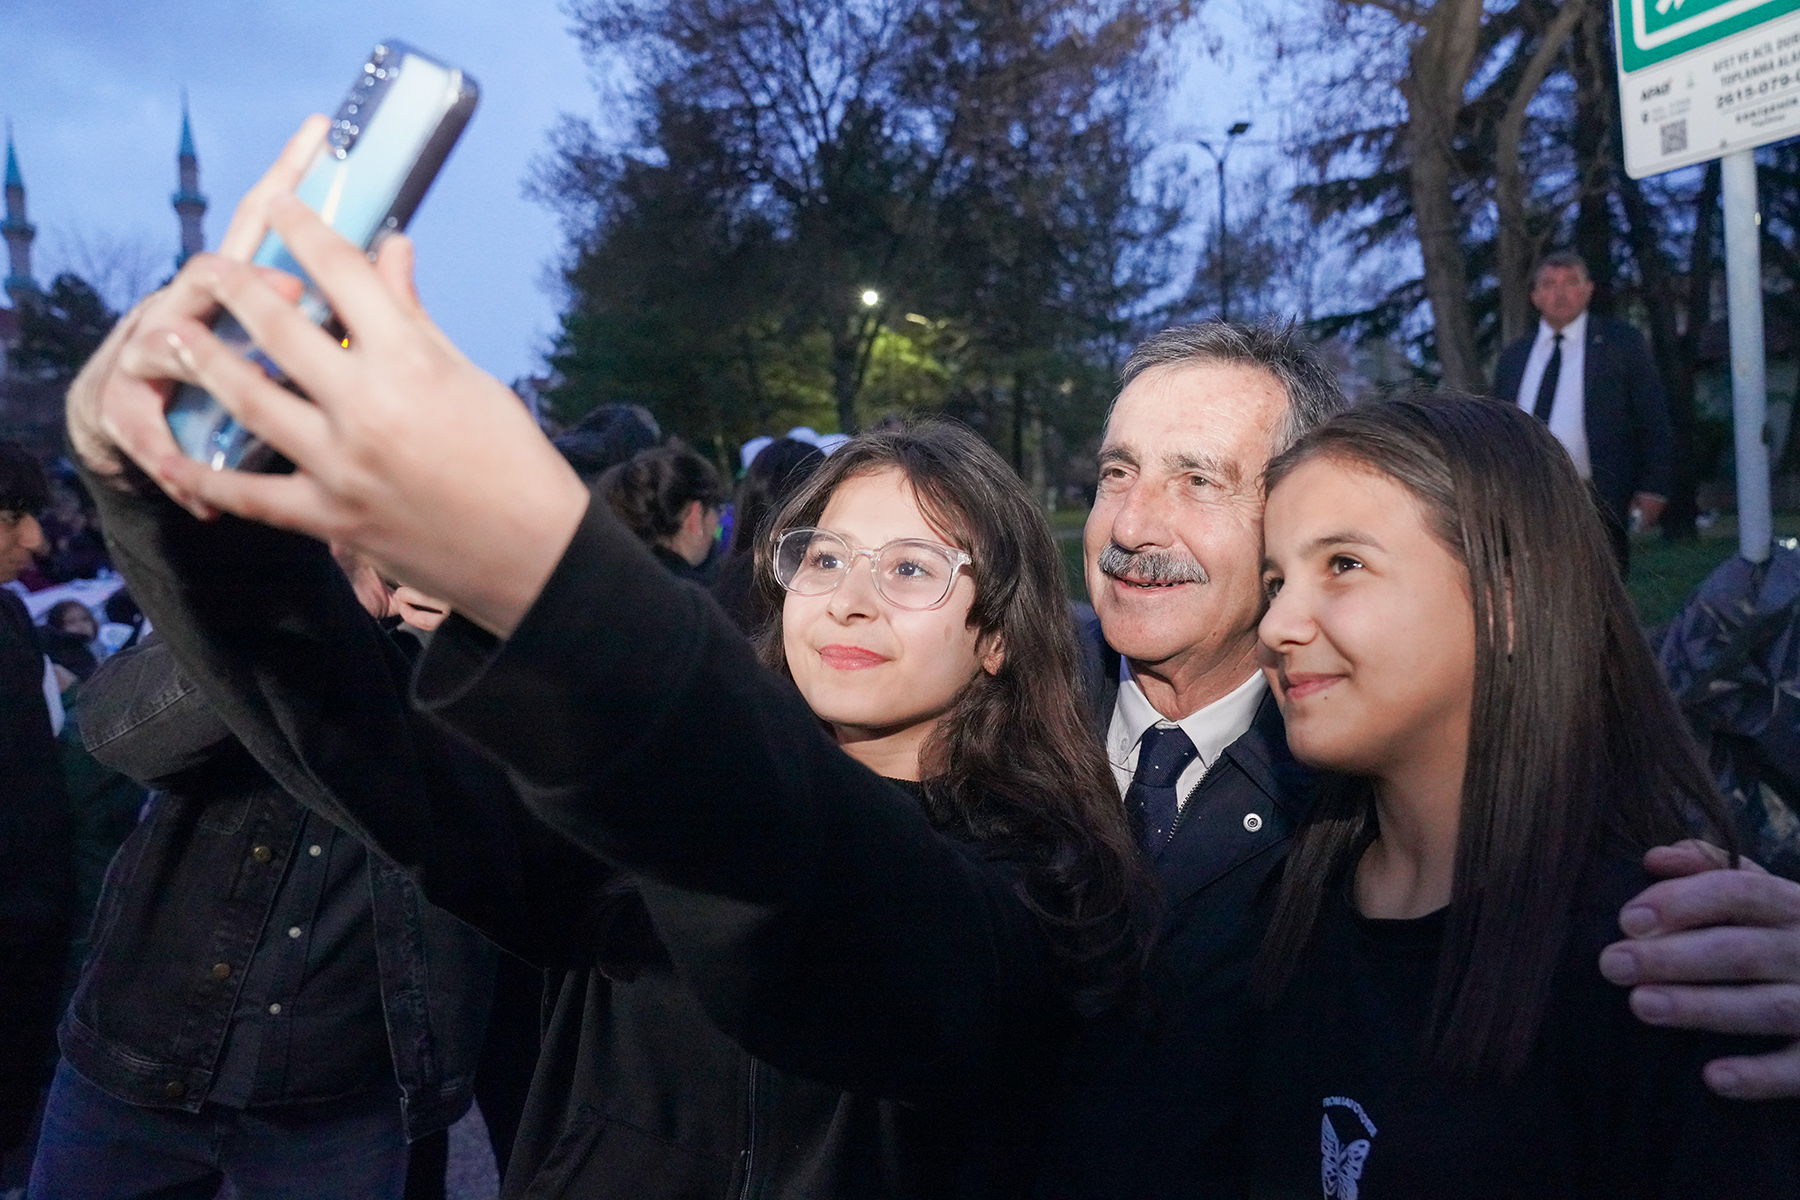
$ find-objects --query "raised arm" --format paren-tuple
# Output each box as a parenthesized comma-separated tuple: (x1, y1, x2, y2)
(68, 159, 1063, 1103)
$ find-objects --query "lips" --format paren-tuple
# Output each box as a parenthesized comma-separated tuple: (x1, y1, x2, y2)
(1280, 672, 1343, 702)
(819, 644, 889, 670)
(1106, 573, 1190, 590)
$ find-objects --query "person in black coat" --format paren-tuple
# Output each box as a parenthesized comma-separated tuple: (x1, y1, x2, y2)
(0, 441, 72, 1168)
(72, 412, 1147, 1197)
(1492, 251, 1674, 573)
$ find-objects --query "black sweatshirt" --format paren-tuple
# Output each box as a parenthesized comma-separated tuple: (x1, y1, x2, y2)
(91, 476, 1073, 1198)
(1242, 854, 1800, 1199)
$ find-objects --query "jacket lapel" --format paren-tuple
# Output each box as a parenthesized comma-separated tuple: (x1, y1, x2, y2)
(1584, 318, 1607, 391)
(1155, 692, 1313, 907)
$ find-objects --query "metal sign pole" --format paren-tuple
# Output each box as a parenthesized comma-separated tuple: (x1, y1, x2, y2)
(1722, 148, 1771, 564)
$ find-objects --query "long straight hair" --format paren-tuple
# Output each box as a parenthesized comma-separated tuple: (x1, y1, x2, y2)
(753, 418, 1153, 1014)
(1251, 394, 1734, 1079)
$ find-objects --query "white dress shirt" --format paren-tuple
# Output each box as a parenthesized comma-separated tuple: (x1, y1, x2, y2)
(1107, 667, 1268, 809)
(1514, 310, 1591, 479)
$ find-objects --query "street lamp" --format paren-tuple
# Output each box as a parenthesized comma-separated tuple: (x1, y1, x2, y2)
(860, 288, 880, 308)
(1192, 121, 1251, 323)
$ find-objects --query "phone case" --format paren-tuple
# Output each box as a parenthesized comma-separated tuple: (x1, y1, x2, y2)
(166, 40, 479, 471)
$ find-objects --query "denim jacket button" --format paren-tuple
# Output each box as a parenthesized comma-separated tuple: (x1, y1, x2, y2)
(164, 1080, 186, 1099)
(211, 962, 231, 982)
(251, 844, 273, 864)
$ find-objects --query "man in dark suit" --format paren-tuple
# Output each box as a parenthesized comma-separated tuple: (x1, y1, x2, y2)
(1033, 324, 1343, 1196)
(1493, 251, 1674, 573)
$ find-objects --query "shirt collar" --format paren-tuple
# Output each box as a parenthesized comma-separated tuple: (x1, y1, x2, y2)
(1108, 667, 1269, 774)
(1536, 308, 1587, 348)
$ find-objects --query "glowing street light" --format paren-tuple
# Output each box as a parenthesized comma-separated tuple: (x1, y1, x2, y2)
(860, 288, 881, 308)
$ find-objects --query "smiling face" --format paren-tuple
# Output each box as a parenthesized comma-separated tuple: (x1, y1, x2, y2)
(782, 467, 995, 779)
(1258, 455, 1476, 781)
(1084, 360, 1288, 714)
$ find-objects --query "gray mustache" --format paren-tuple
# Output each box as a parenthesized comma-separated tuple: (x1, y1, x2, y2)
(1097, 543, 1209, 586)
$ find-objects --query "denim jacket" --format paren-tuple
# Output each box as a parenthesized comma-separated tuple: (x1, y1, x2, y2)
(63, 637, 495, 1139)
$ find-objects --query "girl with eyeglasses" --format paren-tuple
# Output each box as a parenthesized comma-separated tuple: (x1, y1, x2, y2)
(1246, 394, 1797, 1197)
(62, 133, 1146, 1195)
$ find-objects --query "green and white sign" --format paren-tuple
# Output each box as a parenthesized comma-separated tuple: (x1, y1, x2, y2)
(1616, 0, 1800, 176)
(1620, 0, 1800, 72)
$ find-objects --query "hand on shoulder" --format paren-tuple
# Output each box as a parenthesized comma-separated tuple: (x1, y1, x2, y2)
(1601, 840, 1800, 1100)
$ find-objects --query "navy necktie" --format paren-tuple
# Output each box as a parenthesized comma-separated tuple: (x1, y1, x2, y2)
(1127, 724, 1199, 855)
(1532, 332, 1563, 424)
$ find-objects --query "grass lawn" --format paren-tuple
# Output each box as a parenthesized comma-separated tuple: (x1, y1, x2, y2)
(1627, 514, 1800, 627)
(1053, 509, 1800, 628)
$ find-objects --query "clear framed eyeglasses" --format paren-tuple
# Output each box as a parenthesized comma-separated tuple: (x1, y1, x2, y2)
(773, 527, 973, 611)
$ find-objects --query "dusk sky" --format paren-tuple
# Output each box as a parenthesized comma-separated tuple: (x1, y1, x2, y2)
(2, 1, 1256, 391)
(2, 0, 597, 385)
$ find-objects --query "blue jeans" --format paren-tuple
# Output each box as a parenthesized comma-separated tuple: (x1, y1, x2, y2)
(28, 1059, 408, 1200)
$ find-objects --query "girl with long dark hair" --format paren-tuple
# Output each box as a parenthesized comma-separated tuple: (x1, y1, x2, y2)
(73, 372, 1148, 1194)
(1247, 394, 1798, 1197)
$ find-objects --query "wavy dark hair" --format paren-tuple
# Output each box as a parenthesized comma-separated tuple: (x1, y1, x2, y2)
(752, 419, 1152, 1013)
(1251, 393, 1735, 1079)
(730, 437, 825, 556)
(0, 440, 49, 515)
(598, 443, 726, 545)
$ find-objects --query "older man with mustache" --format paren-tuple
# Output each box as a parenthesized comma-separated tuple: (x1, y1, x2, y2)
(1033, 322, 1800, 1198)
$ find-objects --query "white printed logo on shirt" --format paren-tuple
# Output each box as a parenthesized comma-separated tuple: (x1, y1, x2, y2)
(1321, 1096, 1377, 1199)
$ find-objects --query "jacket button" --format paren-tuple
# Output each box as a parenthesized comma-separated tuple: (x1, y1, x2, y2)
(164, 1080, 186, 1099)
(211, 962, 232, 981)
(1243, 812, 1264, 833)
(251, 845, 273, 863)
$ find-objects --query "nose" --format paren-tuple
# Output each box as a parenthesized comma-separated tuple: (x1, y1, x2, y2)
(1106, 476, 1171, 552)
(17, 514, 44, 553)
(824, 550, 882, 621)
(1257, 578, 1315, 655)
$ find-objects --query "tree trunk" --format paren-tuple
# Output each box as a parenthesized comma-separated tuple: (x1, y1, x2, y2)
(830, 306, 884, 435)
(1497, 0, 1588, 347)
(831, 325, 861, 435)
(1618, 171, 1689, 532)
(1571, 5, 1619, 309)
(1400, 0, 1487, 391)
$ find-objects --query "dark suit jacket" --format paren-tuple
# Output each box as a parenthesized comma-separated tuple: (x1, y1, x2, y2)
(1032, 622, 1315, 1198)
(1493, 314, 1674, 517)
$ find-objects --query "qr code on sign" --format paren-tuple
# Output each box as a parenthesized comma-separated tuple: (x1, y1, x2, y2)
(1662, 120, 1688, 155)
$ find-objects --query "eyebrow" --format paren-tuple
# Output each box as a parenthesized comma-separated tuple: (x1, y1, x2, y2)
(1262, 531, 1385, 572)
(1167, 451, 1238, 487)
(1096, 444, 1239, 486)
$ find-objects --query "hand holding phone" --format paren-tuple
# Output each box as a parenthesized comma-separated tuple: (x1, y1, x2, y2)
(166, 40, 478, 471)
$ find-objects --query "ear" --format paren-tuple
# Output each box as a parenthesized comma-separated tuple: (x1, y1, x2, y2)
(679, 500, 706, 537)
(979, 631, 1006, 676)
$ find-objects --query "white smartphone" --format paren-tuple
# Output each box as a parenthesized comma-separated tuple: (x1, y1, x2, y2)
(166, 40, 479, 471)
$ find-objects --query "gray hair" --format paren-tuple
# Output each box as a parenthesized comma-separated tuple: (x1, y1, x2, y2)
(1530, 250, 1591, 287)
(1115, 320, 1347, 453)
